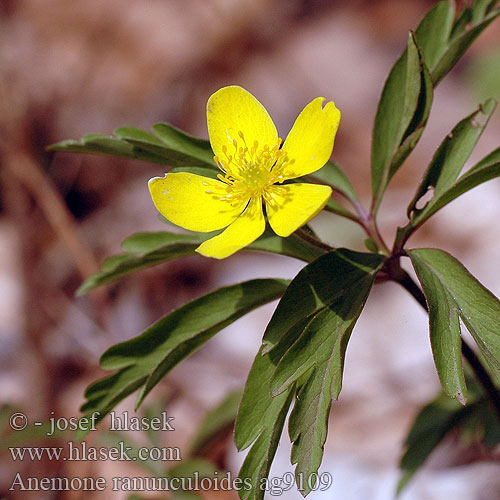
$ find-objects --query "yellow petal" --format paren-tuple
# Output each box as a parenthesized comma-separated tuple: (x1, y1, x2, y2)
(266, 183, 332, 237)
(148, 172, 247, 232)
(196, 197, 265, 259)
(282, 98, 341, 179)
(207, 86, 278, 163)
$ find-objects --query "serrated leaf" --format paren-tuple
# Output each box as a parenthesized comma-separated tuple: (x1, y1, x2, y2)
(372, 33, 433, 211)
(262, 251, 381, 495)
(78, 279, 288, 434)
(408, 100, 496, 221)
(251, 250, 383, 495)
(235, 318, 309, 451)
(78, 230, 323, 295)
(48, 123, 216, 169)
(270, 280, 375, 399)
(237, 390, 294, 500)
(235, 319, 309, 500)
(262, 249, 385, 353)
(409, 249, 500, 383)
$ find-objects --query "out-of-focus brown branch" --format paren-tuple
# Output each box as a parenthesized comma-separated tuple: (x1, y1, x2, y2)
(2, 146, 99, 281)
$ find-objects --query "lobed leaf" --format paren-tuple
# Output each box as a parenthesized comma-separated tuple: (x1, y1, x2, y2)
(77, 230, 324, 295)
(407, 145, 500, 229)
(76, 232, 208, 295)
(235, 319, 309, 500)
(262, 249, 384, 353)
(48, 123, 216, 169)
(409, 254, 466, 401)
(78, 279, 288, 435)
(414, 0, 456, 72)
(237, 391, 294, 500)
(372, 0, 500, 212)
(371, 33, 433, 211)
(431, 5, 500, 85)
(408, 100, 496, 222)
(261, 249, 384, 494)
(409, 249, 500, 386)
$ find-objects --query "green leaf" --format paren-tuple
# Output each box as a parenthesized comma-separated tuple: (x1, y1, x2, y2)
(169, 165, 220, 180)
(407, 145, 500, 228)
(262, 249, 385, 353)
(235, 320, 307, 500)
(79, 279, 288, 433)
(305, 161, 358, 202)
(235, 318, 310, 451)
(270, 282, 375, 398)
(371, 33, 433, 211)
(409, 252, 466, 401)
(76, 232, 209, 295)
(238, 392, 294, 500)
(397, 392, 470, 495)
(409, 249, 500, 383)
(408, 100, 496, 222)
(48, 123, 216, 169)
(263, 250, 382, 494)
(151, 123, 215, 166)
(189, 390, 241, 456)
(431, 6, 500, 85)
(77, 230, 323, 295)
(247, 250, 382, 495)
(471, 0, 499, 24)
(398, 368, 500, 494)
(415, 0, 456, 72)
(371, 0, 500, 212)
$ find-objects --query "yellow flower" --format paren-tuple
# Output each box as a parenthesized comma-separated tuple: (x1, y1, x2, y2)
(149, 86, 341, 259)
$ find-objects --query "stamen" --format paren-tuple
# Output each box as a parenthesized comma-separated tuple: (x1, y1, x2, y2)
(214, 134, 293, 204)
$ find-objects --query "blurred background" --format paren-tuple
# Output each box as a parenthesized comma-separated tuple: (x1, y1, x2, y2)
(1, 0, 500, 498)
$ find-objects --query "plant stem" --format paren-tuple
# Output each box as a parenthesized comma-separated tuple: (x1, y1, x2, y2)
(353, 200, 391, 256)
(389, 259, 500, 421)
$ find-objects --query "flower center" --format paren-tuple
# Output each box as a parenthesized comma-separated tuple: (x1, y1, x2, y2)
(211, 131, 294, 204)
